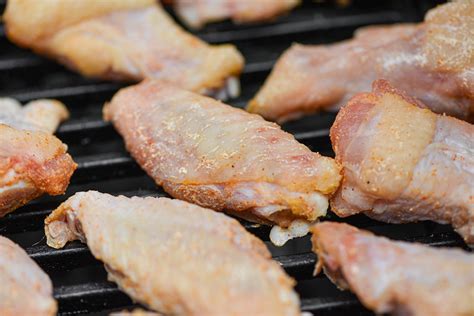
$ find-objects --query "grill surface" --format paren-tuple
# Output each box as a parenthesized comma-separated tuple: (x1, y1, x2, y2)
(0, 0, 461, 315)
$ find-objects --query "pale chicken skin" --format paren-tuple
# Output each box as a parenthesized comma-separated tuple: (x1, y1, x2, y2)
(45, 191, 301, 316)
(248, 0, 474, 122)
(0, 236, 57, 316)
(330, 80, 474, 246)
(4, 0, 244, 99)
(311, 222, 474, 316)
(104, 80, 341, 245)
(0, 106, 76, 217)
(173, 0, 300, 29)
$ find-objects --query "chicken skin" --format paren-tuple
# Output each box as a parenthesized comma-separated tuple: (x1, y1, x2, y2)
(0, 236, 57, 316)
(330, 80, 473, 246)
(0, 99, 76, 217)
(249, 0, 473, 122)
(104, 80, 341, 245)
(4, 0, 244, 99)
(45, 191, 301, 316)
(311, 222, 474, 316)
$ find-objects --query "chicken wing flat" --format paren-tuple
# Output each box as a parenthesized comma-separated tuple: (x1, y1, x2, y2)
(45, 191, 300, 316)
(4, 0, 244, 99)
(104, 80, 341, 245)
(248, 0, 473, 122)
(0, 124, 76, 217)
(311, 222, 474, 316)
(330, 80, 474, 246)
(172, 0, 300, 29)
(0, 236, 57, 316)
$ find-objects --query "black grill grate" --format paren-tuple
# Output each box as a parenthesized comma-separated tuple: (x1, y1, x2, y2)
(0, 1, 461, 315)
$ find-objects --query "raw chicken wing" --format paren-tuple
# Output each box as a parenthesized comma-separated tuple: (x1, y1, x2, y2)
(0, 99, 76, 217)
(0, 98, 69, 133)
(249, 1, 473, 122)
(4, 0, 244, 99)
(104, 80, 341, 245)
(173, 0, 300, 29)
(0, 235, 57, 316)
(311, 222, 474, 316)
(45, 191, 301, 316)
(330, 80, 474, 246)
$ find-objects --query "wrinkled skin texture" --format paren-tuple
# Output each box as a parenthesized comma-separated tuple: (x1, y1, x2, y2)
(45, 191, 301, 316)
(0, 236, 57, 316)
(311, 222, 474, 316)
(104, 80, 341, 229)
(330, 80, 474, 246)
(173, 0, 300, 29)
(4, 0, 244, 95)
(0, 99, 76, 217)
(248, 0, 473, 122)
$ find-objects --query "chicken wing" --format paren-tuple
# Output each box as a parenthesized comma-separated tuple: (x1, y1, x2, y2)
(110, 309, 161, 316)
(0, 98, 69, 133)
(311, 222, 474, 316)
(172, 0, 300, 29)
(4, 0, 244, 99)
(0, 119, 76, 217)
(104, 80, 341, 245)
(330, 80, 474, 246)
(248, 0, 473, 122)
(45, 191, 301, 316)
(0, 235, 56, 316)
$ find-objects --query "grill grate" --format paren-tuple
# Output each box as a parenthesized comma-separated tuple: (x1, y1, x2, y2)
(0, 1, 461, 315)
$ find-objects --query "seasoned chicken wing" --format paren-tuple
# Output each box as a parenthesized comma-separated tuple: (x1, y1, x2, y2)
(330, 80, 474, 246)
(172, 0, 300, 29)
(45, 191, 301, 316)
(311, 222, 474, 316)
(0, 235, 57, 316)
(248, 0, 474, 122)
(4, 0, 244, 99)
(0, 123, 76, 217)
(104, 80, 341, 245)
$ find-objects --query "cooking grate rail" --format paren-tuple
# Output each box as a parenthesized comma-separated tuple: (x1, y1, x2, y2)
(0, 1, 460, 315)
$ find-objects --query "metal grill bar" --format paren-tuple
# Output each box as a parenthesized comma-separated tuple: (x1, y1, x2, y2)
(0, 1, 453, 315)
